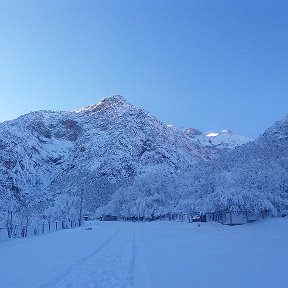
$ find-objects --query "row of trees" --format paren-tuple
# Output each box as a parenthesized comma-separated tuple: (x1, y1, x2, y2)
(97, 142, 288, 219)
(0, 188, 84, 238)
(2, 153, 287, 226)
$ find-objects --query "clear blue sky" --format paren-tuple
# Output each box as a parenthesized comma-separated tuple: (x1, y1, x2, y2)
(0, 0, 287, 137)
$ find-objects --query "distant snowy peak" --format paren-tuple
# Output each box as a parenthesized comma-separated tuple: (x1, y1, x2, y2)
(76, 95, 128, 113)
(185, 127, 252, 150)
(207, 130, 252, 148)
(184, 128, 202, 136)
(206, 129, 233, 137)
(279, 114, 288, 123)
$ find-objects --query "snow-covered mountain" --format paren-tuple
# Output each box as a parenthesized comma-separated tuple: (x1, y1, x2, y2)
(184, 127, 252, 150)
(2, 95, 277, 224)
(0, 95, 230, 222)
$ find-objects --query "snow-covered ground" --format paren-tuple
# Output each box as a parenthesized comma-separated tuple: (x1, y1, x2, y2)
(1, 218, 288, 288)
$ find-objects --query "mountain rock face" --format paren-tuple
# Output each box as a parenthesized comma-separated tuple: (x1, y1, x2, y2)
(2, 95, 245, 222)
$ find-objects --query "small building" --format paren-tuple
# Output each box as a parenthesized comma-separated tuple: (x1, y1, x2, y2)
(192, 214, 207, 222)
(101, 215, 118, 221)
(280, 205, 288, 217)
(83, 214, 90, 221)
(206, 210, 271, 225)
(83, 212, 95, 221)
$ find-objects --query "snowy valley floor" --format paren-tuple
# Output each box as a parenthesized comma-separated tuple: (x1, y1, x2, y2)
(1, 218, 288, 288)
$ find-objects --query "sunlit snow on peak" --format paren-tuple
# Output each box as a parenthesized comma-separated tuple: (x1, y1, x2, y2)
(206, 132, 219, 137)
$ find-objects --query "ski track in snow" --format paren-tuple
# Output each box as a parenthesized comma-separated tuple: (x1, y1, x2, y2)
(40, 223, 138, 288)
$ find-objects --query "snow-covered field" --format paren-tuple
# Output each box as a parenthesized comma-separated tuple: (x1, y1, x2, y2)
(1, 218, 288, 288)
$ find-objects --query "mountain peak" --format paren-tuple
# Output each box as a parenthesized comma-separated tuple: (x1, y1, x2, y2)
(101, 94, 126, 104)
(220, 129, 234, 134)
(280, 114, 288, 123)
(184, 128, 203, 136)
(76, 95, 128, 113)
(206, 130, 235, 137)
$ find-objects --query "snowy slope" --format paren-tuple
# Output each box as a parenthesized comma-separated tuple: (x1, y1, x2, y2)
(1, 219, 288, 288)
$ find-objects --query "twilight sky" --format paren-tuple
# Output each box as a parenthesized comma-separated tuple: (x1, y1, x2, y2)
(0, 0, 287, 137)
